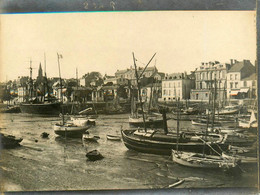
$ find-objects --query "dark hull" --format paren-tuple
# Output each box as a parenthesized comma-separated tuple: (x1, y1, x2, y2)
(121, 130, 228, 155)
(0, 133, 23, 148)
(20, 102, 61, 115)
(129, 119, 164, 128)
(54, 129, 88, 138)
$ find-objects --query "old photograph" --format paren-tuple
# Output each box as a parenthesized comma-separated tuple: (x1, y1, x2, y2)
(0, 10, 258, 192)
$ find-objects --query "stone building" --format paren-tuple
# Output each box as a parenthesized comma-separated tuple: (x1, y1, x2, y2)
(190, 61, 231, 101)
(226, 60, 256, 99)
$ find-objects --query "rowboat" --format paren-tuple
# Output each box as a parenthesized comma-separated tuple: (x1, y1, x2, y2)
(82, 132, 100, 142)
(53, 122, 91, 138)
(172, 150, 239, 169)
(106, 134, 121, 141)
(0, 133, 23, 148)
(86, 150, 104, 161)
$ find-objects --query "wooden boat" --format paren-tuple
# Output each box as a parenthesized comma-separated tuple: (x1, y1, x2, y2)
(86, 150, 104, 161)
(106, 134, 121, 141)
(70, 115, 96, 126)
(82, 132, 100, 142)
(121, 129, 228, 155)
(129, 115, 164, 128)
(172, 150, 239, 169)
(191, 119, 221, 127)
(0, 133, 23, 148)
(238, 111, 257, 129)
(53, 122, 91, 138)
(217, 105, 240, 115)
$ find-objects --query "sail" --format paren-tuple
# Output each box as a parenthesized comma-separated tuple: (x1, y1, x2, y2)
(249, 111, 256, 124)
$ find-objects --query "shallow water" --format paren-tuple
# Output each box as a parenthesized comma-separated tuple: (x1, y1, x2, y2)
(0, 113, 258, 191)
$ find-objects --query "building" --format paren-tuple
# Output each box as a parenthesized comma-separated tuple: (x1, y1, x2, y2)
(190, 61, 230, 101)
(115, 66, 159, 86)
(161, 72, 194, 101)
(226, 60, 256, 99)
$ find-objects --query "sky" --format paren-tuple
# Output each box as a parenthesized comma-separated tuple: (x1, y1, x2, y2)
(0, 11, 256, 82)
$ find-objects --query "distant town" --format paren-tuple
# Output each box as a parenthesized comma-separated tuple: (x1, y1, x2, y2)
(0, 59, 257, 109)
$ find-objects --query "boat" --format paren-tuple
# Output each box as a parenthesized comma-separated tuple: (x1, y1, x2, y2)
(0, 133, 23, 148)
(121, 128, 228, 155)
(70, 115, 96, 126)
(129, 114, 164, 128)
(86, 150, 104, 161)
(0, 105, 21, 113)
(106, 134, 121, 141)
(53, 122, 91, 138)
(238, 111, 257, 129)
(217, 105, 240, 115)
(20, 57, 61, 115)
(20, 101, 61, 115)
(82, 131, 100, 142)
(191, 119, 221, 127)
(171, 150, 239, 169)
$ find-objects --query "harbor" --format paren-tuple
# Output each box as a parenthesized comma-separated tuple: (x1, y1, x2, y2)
(0, 112, 258, 191)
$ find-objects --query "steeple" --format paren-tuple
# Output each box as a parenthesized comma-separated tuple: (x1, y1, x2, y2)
(38, 63, 43, 78)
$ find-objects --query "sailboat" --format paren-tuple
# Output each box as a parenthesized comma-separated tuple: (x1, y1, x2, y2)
(122, 53, 229, 155)
(172, 78, 239, 170)
(53, 53, 91, 138)
(238, 111, 257, 129)
(128, 54, 164, 128)
(20, 56, 61, 115)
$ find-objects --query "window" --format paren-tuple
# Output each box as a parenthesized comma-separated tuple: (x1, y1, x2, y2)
(244, 81, 247, 87)
(230, 82, 233, 89)
(230, 74, 232, 80)
(163, 90, 166, 95)
(252, 81, 256, 86)
(169, 90, 171, 96)
(169, 83, 171, 88)
(163, 83, 166, 88)
(235, 74, 238, 80)
(205, 93, 208, 97)
(235, 82, 238, 89)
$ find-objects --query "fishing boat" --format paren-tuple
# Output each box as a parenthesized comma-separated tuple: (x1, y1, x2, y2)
(20, 57, 61, 115)
(171, 150, 238, 169)
(82, 131, 100, 142)
(191, 119, 221, 127)
(129, 114, 164, 128)
(70, 115, 96, 126)
(0, 133, 23, 148)
(106, 134, 121, 141)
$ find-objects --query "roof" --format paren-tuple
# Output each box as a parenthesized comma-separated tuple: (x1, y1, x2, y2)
(242, 73, 257, 81)
(228, 60, 255, 73)
(115, 69, 128, 74)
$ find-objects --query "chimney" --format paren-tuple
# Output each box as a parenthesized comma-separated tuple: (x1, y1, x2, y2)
(201, 62, 204, 65)
(230, 59, 234, 65)
(234, 59, 238, 63)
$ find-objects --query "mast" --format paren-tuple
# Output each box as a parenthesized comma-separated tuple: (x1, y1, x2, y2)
(57, 53, 64, 125)
(29, 59, 33, 100)
(176, 97, 180, 152)
(43, 53, 46, 102)
(132, 52, 147, 131)
(211, 76, 217, 129)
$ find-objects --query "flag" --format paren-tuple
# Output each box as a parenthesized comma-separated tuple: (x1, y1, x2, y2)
(57, 53, 63, 59)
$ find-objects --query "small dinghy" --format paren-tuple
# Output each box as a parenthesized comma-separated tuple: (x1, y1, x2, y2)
(82, 131, 100, 142)
(106, 134, 121, 141)
(86, 150, 104, 161)
(41, 132, 49, 138)
(0, 133, 23, 148)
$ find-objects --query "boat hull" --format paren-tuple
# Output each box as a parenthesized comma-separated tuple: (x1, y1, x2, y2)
(129, 117, 164, 128)
(172, 150, 237, 169)
(54, 124, 90, 138)
(20, 102, 61, 115)
(121, 130, 228, 155)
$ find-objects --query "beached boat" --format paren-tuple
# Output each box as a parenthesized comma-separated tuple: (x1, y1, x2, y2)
(0, 133, 23, 148)
(70, 115, 96, 126)
(121, 128, 228, 155)
(86, 150, 104, 161)
(53, 122, 91, 138)
(217, 105, 240, 115)
(172, 150, 239, 169)
(191, 119, 221, 127)
(238, 111, 257, 129)
(82, 132, 100, 142)
(106, 134, 121, 141)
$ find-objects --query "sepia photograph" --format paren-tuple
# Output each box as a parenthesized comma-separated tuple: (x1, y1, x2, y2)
(0, 9, 258, 192)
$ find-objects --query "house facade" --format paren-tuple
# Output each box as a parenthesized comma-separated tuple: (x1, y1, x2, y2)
(226, 60, 256, 99)
(190, 61, 230, 101)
